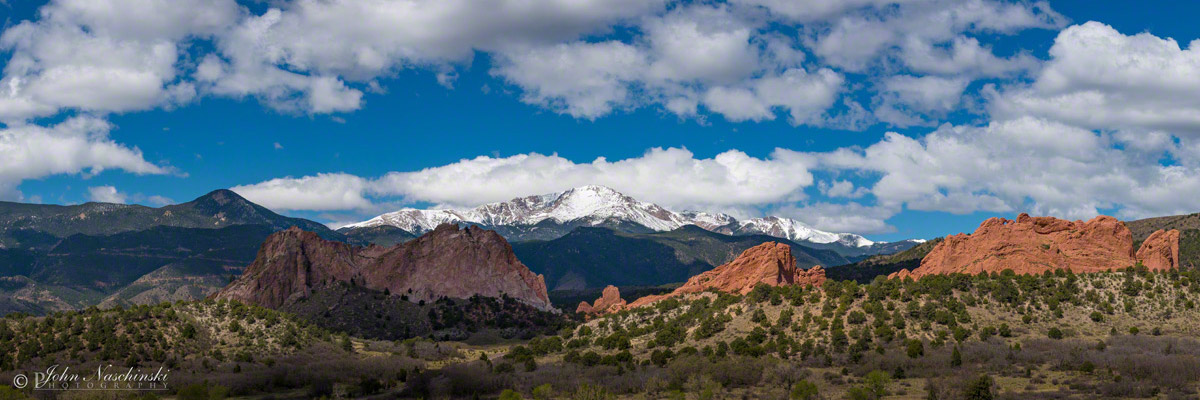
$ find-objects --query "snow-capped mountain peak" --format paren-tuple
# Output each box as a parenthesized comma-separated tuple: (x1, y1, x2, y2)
(735, 216, 875, 247)
(342, 185, 888, 249)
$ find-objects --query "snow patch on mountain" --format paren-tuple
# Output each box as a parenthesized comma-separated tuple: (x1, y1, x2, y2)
(343, 185, 889, 248)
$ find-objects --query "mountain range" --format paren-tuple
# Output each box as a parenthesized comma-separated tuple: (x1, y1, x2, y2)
(0, 186, 907, 315)
(8, 184, 1193, 318)
(0, 190, 340, 315)
(339, 185, 923, 258)
(0, 189, 338, 248)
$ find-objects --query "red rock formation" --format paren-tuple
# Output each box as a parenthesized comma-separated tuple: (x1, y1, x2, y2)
(796, 265, 826, 287)
(576, 285, 627, 315)
(890, 213, 1180, 279)
(627, 242, 825, 308)
(213, 227, 359, 309)
(1137, 229, 1180, 271)
(215, 224, 553, 311)
(888, 268, 915, 281)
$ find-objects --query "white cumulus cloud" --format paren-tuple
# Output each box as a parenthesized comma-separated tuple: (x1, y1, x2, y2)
(232, 173, 373, 211)
(0, 117, 170, 200)
(0, 0, 1067, 128)
(87, 185, 126, 203)
(0, 0, 239, 123)
(991, 21, 1200, 135)
(780, 202, 899, 234)
(810, 116, 1200, 221)
(233, 147, 816, 213)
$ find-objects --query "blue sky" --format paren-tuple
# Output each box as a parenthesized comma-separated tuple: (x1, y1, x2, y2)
(3, 1, 1200, 242)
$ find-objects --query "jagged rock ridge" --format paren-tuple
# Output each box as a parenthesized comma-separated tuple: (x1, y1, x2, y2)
(215, 224, 553, 311)
(626, 242, 826, 309)
(890, 213, 1181, 279)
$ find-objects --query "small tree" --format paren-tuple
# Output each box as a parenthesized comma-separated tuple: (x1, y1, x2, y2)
(962, 375, 994, 400)
(951, 346, 962, 367)
(181, 323, 197, 339)
(523, 358, 537, 372)
(790, 379, 819, 400)
(1047, 327, 1064, 340)
(847, 311, 867, 325)
(863, 370, 890, 398)
(906, 339, 924, 358)
(531, 384, 554, 400)
(499, 389, 523, 400)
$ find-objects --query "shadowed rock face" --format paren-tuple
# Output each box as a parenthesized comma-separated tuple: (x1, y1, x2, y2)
(576, 285, 626, 315)
(889, 213, 1180, 279)
(215, 224, 552, 311)
(626, 242, 826, 309)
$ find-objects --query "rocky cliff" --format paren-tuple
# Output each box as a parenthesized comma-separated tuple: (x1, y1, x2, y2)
(627, 242, 826, 308)
(889, 213, 1180, 279)
(215, 224, 553, 311)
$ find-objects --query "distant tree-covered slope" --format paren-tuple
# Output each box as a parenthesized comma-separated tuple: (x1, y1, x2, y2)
(0, 224, 273, 314)
(1126, 212, 1200, 241)
(825, 237, 943, 282)
(0, 189, 339, 249)
(513, 225, 847, 290)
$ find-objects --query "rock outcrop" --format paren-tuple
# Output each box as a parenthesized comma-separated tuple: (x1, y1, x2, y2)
(215, 224, 553, 311)
(796, 265, 826, 287)
(889, 268, 915, 281)
(627, 242, 825, 308)
(1136, 229, 1180, 272)
(214, 227, 359, 309)
(576, 285, 627, 315)
(889, 213, 1180, 279)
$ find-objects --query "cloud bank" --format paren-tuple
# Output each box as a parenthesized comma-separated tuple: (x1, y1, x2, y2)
(233, 19, 1200, 233)
(0, 0, 1060, 125)
(233, 147, 814, 213)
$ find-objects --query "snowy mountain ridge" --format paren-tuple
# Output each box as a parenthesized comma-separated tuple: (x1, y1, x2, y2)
(343, 185, 893, 248)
